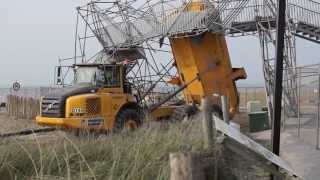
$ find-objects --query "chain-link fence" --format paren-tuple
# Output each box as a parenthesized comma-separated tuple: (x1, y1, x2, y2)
(238, 86, 267, 111)
(236, 77, 320, 150)
(283, 64, 320, 150)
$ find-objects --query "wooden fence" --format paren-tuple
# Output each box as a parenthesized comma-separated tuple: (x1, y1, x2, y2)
(6, 95, 40, 119)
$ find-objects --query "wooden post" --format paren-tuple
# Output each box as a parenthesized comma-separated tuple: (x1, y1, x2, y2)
(7, 95, 10, 116)
(221, 95, 230, 124)
(36, 99, 40, 117)
(245, 88, 248, 109)
(15, 96, 18, 118)
(17, 96, 19, 117)
(10, 95, 14, 116)
(30, 98, 34, 119)
(10, 95, 12, 116)
(18, 96, 22, 118)
(23, 97, 27, 118)
(201, 97, 218, 180)
(201, 97, 215, 149)
(169, 153, 205, 180)
(28, 97, 31, 119)
(10, 95, 13, 117)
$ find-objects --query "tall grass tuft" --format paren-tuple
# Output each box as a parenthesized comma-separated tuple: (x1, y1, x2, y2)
(0, 120, 204, 180)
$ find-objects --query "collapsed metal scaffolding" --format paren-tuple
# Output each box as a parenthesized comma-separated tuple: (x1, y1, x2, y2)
(64, 0, 320, 117)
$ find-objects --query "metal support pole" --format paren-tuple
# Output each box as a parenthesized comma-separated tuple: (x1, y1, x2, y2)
(271, 1, 287, 179)
(317, 74, 320, 150)
(272, 0, 286, 157)
(221, 95, 230, 124)
(74, 13, 79, 65)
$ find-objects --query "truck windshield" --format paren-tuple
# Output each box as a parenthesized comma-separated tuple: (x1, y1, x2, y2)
(74, 66, 121, 87)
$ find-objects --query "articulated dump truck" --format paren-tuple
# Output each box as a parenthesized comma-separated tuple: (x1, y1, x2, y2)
(36, 64, 144, 132)
(36, 0, 246, 132)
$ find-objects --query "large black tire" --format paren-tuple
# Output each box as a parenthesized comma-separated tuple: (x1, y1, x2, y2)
(114, 108, 142, 131)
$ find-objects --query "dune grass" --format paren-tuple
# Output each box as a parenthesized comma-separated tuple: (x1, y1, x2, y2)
(0, 121, 204, 180)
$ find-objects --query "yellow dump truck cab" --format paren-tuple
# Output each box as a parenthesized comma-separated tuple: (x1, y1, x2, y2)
(36, 64, 142, 131)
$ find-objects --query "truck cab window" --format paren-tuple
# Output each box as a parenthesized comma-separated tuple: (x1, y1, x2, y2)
(73, 65, 121, 88)
(104, 66, 121, 87)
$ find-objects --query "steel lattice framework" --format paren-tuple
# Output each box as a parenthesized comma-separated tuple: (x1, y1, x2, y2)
(69, 0, 320, 115)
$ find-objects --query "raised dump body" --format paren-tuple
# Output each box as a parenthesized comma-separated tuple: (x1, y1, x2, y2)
(169, 1, 246, 116)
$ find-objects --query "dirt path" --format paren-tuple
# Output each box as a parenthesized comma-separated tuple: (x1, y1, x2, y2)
(0, 111, 40, 134)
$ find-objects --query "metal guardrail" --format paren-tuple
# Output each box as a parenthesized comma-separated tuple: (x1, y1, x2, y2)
(289, 4, 320, 28)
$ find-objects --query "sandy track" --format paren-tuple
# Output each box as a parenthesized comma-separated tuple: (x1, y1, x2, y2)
(0, 111, 40, 134)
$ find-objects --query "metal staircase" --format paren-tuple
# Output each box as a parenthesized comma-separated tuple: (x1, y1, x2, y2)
(294, 22, 320, 43)
(217, 0, 298, 116)
(289, 0, 320, 43)
(219, 0, 320, 117)
(225, 0, 320, 39)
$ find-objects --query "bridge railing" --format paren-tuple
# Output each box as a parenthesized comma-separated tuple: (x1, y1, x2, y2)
(94, 0, 320, 48)
(289, 0, 320, 13)
(220, 5, 273, 23)
(288, 3, 320, 28)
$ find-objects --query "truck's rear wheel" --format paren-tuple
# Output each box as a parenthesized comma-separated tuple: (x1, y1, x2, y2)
(114, 109, 142, 131)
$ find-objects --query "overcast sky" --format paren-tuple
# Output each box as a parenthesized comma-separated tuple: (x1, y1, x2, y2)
(1, 0, 320, 87)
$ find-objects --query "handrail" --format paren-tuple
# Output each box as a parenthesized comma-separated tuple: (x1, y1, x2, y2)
(288, 4, 320, 28)
(93, 0, 320, 47)
(289, 0, 320, 12)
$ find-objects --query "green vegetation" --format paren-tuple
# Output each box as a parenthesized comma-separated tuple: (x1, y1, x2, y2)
(0, 121, 204, 180)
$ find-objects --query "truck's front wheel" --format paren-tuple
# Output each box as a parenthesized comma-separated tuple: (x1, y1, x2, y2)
(114, 108, 142, 131)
